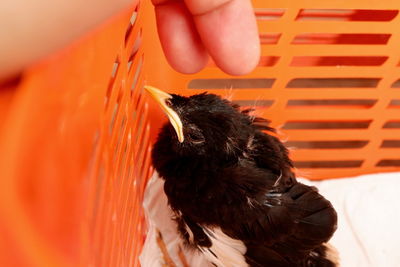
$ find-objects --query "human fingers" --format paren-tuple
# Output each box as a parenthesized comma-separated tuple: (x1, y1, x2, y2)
(184, 0, 260, 75)
(152, 0, 209, 74)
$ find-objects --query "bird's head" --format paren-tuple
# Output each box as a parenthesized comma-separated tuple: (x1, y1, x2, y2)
(145, 86, 254, 163)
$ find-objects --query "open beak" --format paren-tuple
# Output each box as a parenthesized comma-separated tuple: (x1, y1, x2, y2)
(144, 86, 184, 143)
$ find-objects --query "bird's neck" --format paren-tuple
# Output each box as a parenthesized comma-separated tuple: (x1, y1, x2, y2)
(157, 150, 237, 181)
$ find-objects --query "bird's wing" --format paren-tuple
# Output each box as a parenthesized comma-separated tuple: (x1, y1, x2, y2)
(248, 131, 294, 181)
(248, 131, 337, 248)
(220, 163, 337, 265)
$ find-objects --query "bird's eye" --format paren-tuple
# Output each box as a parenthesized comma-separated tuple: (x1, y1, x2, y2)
(187, 132, 205, 144)
(165, 99, 173, 107)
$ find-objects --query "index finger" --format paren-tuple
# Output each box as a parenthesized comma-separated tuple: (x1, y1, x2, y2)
(152, 0, 209, 74)
(185, 0, 260, 75)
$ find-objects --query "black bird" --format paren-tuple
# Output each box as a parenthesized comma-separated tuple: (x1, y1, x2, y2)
(145, 86, 338, 267)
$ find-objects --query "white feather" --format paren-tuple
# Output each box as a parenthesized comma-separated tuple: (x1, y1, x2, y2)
(185, 223, 195, 243)
(199, 226, 248, 267)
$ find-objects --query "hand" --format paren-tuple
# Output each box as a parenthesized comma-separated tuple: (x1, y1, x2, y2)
(152, 0, 260, 75)
(0, 0, 136, 82)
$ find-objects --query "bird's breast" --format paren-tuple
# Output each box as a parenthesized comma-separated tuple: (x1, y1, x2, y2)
(186, 224, 248, 267)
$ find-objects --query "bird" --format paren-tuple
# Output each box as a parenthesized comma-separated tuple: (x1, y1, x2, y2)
(145, 86, 338, 267)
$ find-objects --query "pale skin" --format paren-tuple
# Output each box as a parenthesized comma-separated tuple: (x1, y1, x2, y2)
(0, 0, 259, 81)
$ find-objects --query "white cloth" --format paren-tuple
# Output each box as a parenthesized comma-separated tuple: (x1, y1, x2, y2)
(140, 174, 212, 267)
(140, 172, 400, 267)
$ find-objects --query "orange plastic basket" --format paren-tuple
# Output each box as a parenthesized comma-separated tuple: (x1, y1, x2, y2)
(1, 0, 400, 266)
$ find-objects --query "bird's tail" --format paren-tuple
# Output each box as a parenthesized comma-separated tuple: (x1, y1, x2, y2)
(306, 243, 340, 267)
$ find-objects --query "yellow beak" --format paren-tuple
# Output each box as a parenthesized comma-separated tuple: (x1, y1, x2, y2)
(144, 86, 184, 143)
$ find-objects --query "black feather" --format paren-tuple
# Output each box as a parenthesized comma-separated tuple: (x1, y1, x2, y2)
(151, 92, 338, 266)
